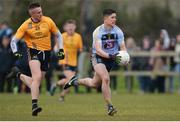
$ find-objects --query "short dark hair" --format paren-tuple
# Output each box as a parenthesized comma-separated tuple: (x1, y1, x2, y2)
(28, 2, 41, 10)
(65, 19, 76, 25)
(103, 9, 116, 16)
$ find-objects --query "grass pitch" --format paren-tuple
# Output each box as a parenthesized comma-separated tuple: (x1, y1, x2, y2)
(0, 92, 180, 121)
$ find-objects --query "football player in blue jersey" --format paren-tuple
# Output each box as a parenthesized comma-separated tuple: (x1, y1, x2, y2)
(64, 9, 129, 116)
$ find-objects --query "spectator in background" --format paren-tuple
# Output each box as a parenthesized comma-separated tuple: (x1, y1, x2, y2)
(50, 19, 83, 102)
(174, 34, 180, 94)
(110, 63, 119, 93)
(149, 40, 166, 93)
(160, 29, 170, 50)
(125, 37, 139, 93)
(8, 40, 31, 93)
(0, 36, 14, 92)
(44, 50, 59, 94)
(138, 36, 151, 94)
(44, 33, 60, 95)
(0, 21, 13, 42)
(168, 38, 176, 93)
(160, 29, 173, 93)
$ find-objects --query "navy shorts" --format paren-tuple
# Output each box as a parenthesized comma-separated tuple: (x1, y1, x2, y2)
(28, 48, 50, 71)
(91, 53, 115, 72)
(63, 65, 77, 72)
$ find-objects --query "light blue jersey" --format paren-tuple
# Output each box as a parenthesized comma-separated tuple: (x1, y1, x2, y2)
(92, 24, 124, 55)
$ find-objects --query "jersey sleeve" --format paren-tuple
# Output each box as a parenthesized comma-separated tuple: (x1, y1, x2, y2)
(78, 35, 83, 50)
(93, 28, 101, 43)
(14, 22, 27, 40)
(48, 17, 59, 34)
(117, 28, 124, 45)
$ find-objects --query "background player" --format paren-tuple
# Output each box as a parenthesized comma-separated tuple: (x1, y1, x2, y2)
(50, 19, 83, 102)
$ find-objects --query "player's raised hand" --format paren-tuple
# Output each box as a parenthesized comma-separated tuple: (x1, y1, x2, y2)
(14, 51, 23, 60)
(57, 49, 65, 60)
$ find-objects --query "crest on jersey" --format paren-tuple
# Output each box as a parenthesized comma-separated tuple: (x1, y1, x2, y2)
(108, 33, 111, 39)
(35, 26, 40, 30)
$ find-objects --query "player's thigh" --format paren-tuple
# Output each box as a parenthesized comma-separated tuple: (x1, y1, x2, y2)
(94, 63, 109, 80)
(29, 60, 42, 80)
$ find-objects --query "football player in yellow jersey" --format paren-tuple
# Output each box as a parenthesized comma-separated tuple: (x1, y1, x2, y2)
(50, 19, 83, 102)
(9, 2, 65, 116)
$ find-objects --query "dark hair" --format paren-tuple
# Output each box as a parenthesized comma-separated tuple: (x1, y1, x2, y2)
(28, 2, 41, 10)
(65, 19, 76, 25)
(103, 9, 116, 16)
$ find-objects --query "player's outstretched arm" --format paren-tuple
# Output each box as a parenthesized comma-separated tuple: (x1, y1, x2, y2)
(54, 31, 65, 60)
(10, 36, 23, 59)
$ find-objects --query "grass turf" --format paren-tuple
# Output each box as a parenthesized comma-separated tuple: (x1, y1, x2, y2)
(0, 92, 180, 121)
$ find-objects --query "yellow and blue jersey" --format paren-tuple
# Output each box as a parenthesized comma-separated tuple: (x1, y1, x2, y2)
(14, 16, 59, 51)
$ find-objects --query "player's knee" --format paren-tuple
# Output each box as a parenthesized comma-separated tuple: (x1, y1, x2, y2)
(87, 78, 98, 88)
(102, 76, 110, 84)
(33, 73, 42, 82)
